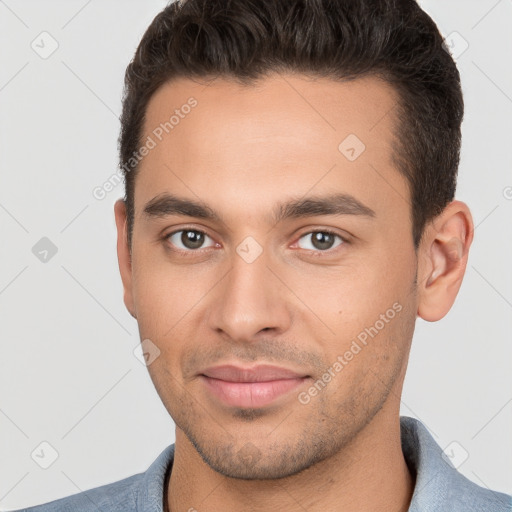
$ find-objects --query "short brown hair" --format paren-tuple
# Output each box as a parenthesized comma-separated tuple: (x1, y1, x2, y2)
(118, 0, 463, 251)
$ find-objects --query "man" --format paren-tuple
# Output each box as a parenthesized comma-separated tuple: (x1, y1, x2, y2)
(12, 0, 511, 510)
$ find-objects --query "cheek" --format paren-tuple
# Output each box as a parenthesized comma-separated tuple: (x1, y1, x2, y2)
(130, 247, 210, 333)
(314, 253, 415, 362)
(322, 265, 405, 329)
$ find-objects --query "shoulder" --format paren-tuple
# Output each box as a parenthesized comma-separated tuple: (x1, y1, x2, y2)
(10, 473, 142, 512)
(401, 416, 512, 512)
(7, 444, 175, 512)
(444, 472, 512, 512)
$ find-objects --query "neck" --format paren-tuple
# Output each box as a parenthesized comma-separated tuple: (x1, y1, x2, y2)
(166, 409, 415, 512)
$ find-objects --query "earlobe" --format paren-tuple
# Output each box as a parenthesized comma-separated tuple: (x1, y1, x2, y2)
(417, 201, 474, 322)
(114, 199, 137, 319)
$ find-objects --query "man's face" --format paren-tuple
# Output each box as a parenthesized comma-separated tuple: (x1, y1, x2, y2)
(120, 74, 419, 478)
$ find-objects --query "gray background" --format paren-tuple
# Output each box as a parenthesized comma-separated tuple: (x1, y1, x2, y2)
(0, 0, 511, 509)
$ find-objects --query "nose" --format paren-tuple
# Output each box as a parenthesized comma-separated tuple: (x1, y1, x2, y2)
(207, 247, 292, 343)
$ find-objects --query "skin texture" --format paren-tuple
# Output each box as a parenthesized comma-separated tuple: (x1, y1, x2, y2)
(114, 73, 474, 512)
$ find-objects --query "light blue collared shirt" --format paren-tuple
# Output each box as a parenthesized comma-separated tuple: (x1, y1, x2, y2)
(9, 416, 512, 511)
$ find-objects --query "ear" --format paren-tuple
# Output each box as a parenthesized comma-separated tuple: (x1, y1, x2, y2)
(114, 199, 137, 319)
(417, 200, 474, 322)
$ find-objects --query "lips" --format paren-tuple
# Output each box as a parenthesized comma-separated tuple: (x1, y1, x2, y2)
(199, 364, 310, 408)
(201, 364, 307, 382)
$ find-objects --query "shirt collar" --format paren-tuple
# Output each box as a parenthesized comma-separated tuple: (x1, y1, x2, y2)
(135, 416, 510, 511)
(401, 415, 511, 511)
(136, 443, 175, 512)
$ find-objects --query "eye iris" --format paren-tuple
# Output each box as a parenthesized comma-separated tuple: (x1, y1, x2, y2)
(182, 230, 204, 249)
(312, 232, 335, 250)
(176, 231, 339, 251)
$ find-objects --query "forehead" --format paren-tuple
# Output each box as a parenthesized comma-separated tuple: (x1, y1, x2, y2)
(134, 73, 408, 226)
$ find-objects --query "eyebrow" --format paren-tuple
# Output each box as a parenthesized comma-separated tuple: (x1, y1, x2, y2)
(142, 192, 376, 225)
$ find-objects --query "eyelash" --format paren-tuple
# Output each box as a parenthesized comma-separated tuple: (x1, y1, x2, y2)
(162, 227, 349, 257)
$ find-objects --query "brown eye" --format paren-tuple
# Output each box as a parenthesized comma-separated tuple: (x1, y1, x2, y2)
(166, 229, 215, 251)
(297, 231, 345, 251)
